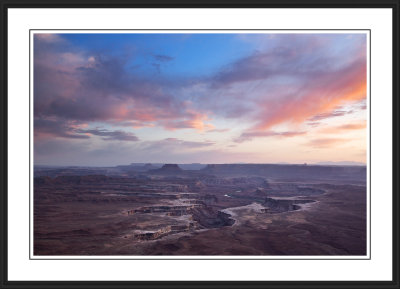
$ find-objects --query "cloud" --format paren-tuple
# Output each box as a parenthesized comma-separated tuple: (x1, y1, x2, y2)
(161, 109, 215, 131)
(34, 118, 139, 142)
(34, 136, 254, 166)
(319, 122, 367, 134)
(34, 34, 366, 136)
(211, 49, 296, 89)
(337, 123, 366, 130)
(201, 34, 367, 135)
(211, 34, 364, 89)
(34, 118, 90, 139)
(235, 130, 306, 143)
(150, 54, 174, 73)
(308, 110, 353, 122)
(307, 138, 349, 148)
(76, 129, 139, 141)
(33, 33, 367, 164)
(138, 138, 216, 155)
(162, 138, 215, 148)
(251, 56, 366, 131)
(151, 63, 161, 73)
(207, 128, 230, 133)
(33, 34, 212, 136)
(153, 54, 174, 62)
(116, 120, 155, 129)
(34, 34, 65, 43)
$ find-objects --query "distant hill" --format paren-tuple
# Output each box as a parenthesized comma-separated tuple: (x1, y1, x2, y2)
(149, 164, 183, 175)
(315, 161, 366, 166)
(201, 163, 366, 181)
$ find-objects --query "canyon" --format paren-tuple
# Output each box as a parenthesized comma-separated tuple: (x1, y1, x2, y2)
(34, 163, 367, 256)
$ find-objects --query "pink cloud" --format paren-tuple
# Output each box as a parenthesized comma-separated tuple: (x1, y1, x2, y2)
(34, 34, 65, 43)
(34, 33, 367, 153)
(34, 35, 213, 139)
(253, 57, 366, 132)
(208, 128, 230, 133)
(161, 110, 214, 131)
(307, 138, 350, 148)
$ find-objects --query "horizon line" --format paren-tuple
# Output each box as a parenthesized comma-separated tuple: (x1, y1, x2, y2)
(34, 161, 367, 168)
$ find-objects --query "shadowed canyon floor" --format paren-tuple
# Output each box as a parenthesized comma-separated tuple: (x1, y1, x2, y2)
(34, 163, 367, 256)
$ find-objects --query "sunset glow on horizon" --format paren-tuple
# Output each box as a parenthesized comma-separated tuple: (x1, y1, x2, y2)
(33, 32, 368, 166)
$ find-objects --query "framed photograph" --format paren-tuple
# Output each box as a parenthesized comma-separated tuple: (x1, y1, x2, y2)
(1, 1, 399, 288)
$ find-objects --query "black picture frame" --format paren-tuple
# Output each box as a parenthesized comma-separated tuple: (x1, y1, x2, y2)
(0, 1, 399, 288)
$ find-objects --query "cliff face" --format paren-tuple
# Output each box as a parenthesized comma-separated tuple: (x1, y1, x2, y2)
(201, 164, 366, 181)
(161, 164, 182, 170)
(263, 197, 315, 214)
(190, 206, 235, 228)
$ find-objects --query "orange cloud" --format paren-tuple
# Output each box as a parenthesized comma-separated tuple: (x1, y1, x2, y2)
(320, 121, 367, 134)
(162, 110, 214, 132)
(254, 57, 366, 132)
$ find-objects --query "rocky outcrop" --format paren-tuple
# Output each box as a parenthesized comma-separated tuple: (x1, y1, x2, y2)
(199, 176, 265, 186)
(190, 181, 206, 191)
(150, 164, 183, 175)
(200, 194, 218, 205)
(133, 222, 198, 240)
(263, 198, 315, 213)
(190, 206, 235, 228)
(127, 204, 203, 216)
(253, 188, 268, 197)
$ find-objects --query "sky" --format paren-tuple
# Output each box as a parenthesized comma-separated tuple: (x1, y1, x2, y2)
(33, 32, 367, 166)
